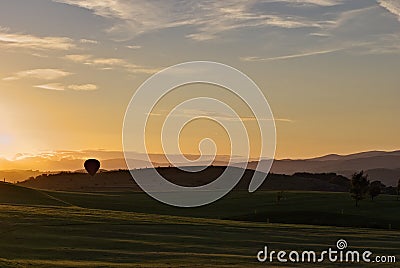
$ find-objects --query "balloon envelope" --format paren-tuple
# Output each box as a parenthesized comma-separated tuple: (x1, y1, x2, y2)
(84, 159, 100, 176)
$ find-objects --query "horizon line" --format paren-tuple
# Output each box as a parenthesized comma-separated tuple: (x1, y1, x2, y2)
(1, 148, 400, 162)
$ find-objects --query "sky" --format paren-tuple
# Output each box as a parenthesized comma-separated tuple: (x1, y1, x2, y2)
(1, 0, 400, 164)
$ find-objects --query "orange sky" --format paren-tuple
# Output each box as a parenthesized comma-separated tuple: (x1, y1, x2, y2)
(1, 0, 400, 164)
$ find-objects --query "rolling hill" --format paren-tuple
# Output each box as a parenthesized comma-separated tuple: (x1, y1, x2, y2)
(0, 182, 69, 206)
(18, 166, 351, 192)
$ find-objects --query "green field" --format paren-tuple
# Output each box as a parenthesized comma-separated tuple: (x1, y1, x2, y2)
(0, 182, 399, 267)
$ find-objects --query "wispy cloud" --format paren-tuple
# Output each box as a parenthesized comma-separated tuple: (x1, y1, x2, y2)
(3, 69, 71, 81)
(309, 32, 331, 37)
(354, 33, 400, 55)
(64, 54, 92, 62)
(148, 109, 292, 123)
(378, 0, 400, 21)
(79, 38, 98, 44)
(241, 48, 343, 62)
(64, 54, 158, 74)
(240, 2, 400, 62)
(126, 45, 141, 49)
(34, 83, 66, 91)
(273, 0, 343, 7)
(34, 83, 98, 91)
(52, 0, 330, 41)
(68, 84, 98, 91)
(0, 28, 75, 50)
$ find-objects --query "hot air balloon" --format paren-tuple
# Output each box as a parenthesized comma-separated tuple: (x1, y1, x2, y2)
(84, 159, 100, 176)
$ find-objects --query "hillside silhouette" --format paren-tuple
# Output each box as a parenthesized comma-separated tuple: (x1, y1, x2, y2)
(18, 166, 352, 192)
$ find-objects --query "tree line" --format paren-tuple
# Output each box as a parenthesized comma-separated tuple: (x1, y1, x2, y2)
(350, 171, 400, 207)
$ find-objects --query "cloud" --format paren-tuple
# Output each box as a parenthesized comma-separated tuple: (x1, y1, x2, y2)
(274, 0, 343, 6)
(354, 33, 400, 55)
(79, 38, 98, 44)
(50, 1, 398, 60)
(377, 0, 400, 21)
(126, 45, 141, 49)
(309, 33, 331, 37)
(90, 57, 125, 65)
(240, 2, 400, 62)
(3, 69, 71, 81)
(148, 109, 292, 123)
(64, 54, 158, 74)
(0, 28, 75, 50)
(52, 0, 330, 41)
(34, 83, 98, 91)
(64, 54, 92, 62)
(31, 53, 50, 58)
(241, 48, 344, 62)
(68, 84, 98, 91)
(34, 83, 65, 91)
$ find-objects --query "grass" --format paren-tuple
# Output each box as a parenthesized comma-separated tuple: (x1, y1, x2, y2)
(43, 189, 400, 229)
(0, 182, 399, 267)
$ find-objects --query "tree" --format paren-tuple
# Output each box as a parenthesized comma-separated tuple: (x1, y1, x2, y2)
(369, 181, 382, 201)
(397, 179, 400, 201)
(350, 171, 370, 207)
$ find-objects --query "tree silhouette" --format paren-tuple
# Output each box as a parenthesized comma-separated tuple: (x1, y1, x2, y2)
(369, 181, 382, 201)
(397, 179, 400, 201)
(350, 171, 370, 207)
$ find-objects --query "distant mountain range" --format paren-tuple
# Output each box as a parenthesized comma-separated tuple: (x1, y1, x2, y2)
(0, 150, 246, 172)
(268, 150, 400, 186)
(2, 150, 400, 186)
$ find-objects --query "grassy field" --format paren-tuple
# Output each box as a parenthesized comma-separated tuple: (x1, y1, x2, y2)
(38, 188, 400, 230)
(0, 182, 399, 267)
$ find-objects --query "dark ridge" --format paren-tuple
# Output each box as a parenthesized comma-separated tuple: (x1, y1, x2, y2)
(16, 166, 358, 193)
